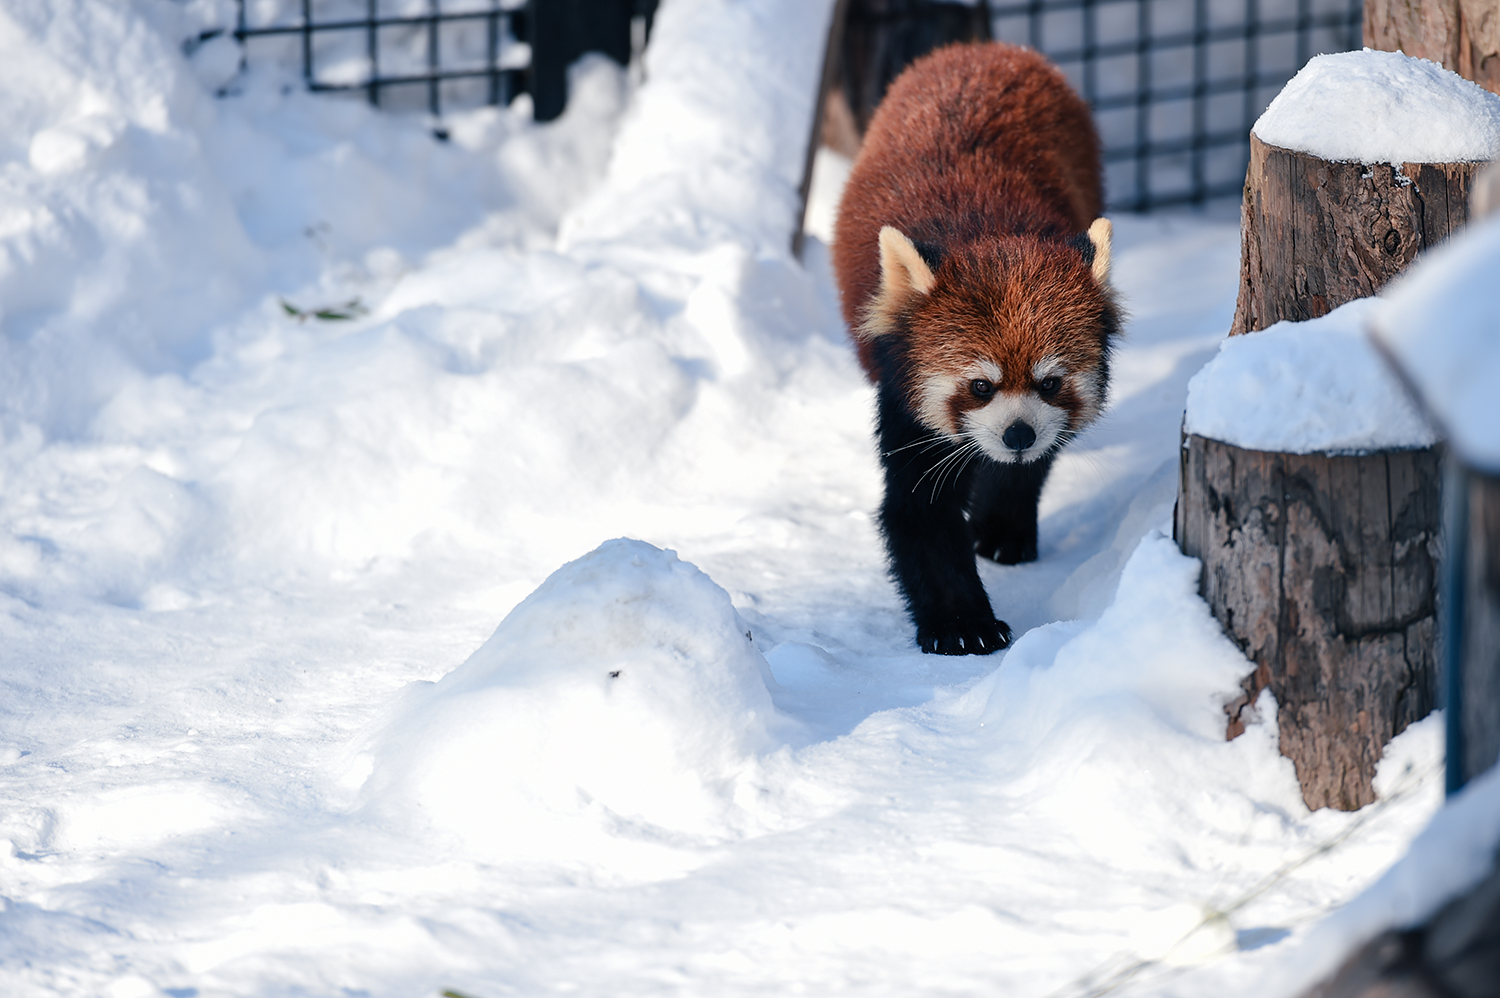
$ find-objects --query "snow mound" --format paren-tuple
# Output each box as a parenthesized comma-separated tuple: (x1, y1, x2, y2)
(1184, 297, 1437, 454)
(1259, 752, 1500, 994)
(362, 539, 783, 857)
(1253, 49, 1500, 163)
(1372, 213, 1500, 473)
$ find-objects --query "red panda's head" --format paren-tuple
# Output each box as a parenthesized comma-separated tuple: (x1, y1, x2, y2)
(860, 221, 1119, 465)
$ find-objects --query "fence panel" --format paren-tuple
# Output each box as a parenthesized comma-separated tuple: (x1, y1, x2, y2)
(990, 0, 1364, 209)
(227, 0, 1363, 208)
(231, 0, 533, 117)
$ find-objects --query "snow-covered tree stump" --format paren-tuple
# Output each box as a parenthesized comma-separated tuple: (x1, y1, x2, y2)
(1230, 48, 1500, 336)
(1178, 51, 1500, 809)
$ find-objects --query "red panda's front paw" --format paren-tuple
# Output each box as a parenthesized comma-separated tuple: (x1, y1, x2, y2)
(976, 536, 1038, 565)
(917, 616, 1012, 655)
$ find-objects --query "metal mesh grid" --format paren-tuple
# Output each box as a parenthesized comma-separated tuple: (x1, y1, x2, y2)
(230, 0, 1363, 209)
(989, 0, 1365, 210)
(232, 0, 531, 116)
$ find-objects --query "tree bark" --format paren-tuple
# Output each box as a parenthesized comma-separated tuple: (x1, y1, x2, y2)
(1365, 0, 1500, 95)
(1175, 436, 1442, 811)
(1232, 133, 1481, 335)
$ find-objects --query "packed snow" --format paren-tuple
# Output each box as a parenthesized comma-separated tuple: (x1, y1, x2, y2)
(1183, 297, 1437, 454)
(1371, 213, 1500, 473)
(1253, 48, 1500, 163)
(1259, 761, 1500, 995)
(0, 1, 1484, 996)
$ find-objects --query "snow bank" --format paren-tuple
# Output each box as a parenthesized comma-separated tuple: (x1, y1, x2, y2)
(0, 0, 626, 436)
(362, 540, 783, 857)
(1184, 297, 1437, 453)
(560, 0, 831, 260)
(1371, 213, 1500, 473)
(1259, 763, 1500, 994)
(1253, 49, 1500, 163)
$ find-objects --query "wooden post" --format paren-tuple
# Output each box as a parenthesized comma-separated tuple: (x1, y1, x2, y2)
(1454, 469, 1500, 786)
(835, 0, 992, 136)
(1365, 0, 1500, 95)
(793, 0, 852, 261)
(1231, 133, 1480, 335)
(794, 0, 991, 257)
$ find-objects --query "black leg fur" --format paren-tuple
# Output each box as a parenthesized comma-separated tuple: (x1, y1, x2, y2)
(876, 382, 1012, 656)
(968, 455, 1053, 565)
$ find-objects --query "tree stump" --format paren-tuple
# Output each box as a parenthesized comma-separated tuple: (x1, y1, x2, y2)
(1176, 439, 1442, 810)
(1365, 0, 1500, 96)
(1231, 132, 1481, 335)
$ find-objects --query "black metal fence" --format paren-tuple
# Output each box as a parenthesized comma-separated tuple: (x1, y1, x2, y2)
(990, 0, 1365, 210)
(229, 0, 657, 121)
(231, 1, 531, 117)
(228, 0, 1363, 208)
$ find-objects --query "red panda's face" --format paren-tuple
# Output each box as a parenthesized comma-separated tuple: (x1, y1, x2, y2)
(862, 226, 1118, 464)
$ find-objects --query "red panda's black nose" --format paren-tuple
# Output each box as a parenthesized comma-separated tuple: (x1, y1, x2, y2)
(1002, 421, 1036, 452)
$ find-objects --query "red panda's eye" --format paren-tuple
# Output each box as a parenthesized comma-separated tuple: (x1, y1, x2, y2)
(970, 379, 993, 399)
(1038, 376, 1061, 397)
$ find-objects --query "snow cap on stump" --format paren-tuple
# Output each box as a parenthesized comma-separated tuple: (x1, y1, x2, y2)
(1185, 297, 1437, 454)
(1370, 213, 1500, 474)
(1253, 49, 1500, 164)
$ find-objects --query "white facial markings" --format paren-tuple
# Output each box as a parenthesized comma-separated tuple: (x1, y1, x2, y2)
(964, 358, 1068, 464)
(961, 392, 1069, 463)
(975, 360, 1003, 385)
(1031, 356, 1067, 382)
(915, 371, 964, 436)
(910, 356, 1102, 462)
(1071, 367, 1106, 422)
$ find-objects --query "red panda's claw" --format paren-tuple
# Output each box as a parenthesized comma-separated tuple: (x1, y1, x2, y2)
(919, 617, 1012, 656)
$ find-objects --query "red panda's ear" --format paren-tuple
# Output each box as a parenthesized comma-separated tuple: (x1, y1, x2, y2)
(879, 226, 936, 296)
(859, 226, 935, 341)
(1086, 218, 1112, 284)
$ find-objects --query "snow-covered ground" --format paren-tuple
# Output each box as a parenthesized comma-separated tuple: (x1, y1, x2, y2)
(0, 2, 1483, 996)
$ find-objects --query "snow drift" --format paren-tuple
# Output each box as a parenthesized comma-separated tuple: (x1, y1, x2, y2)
(362, 538, 786, 858)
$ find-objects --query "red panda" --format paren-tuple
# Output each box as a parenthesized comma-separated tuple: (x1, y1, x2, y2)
(832, 42, 1119, 656)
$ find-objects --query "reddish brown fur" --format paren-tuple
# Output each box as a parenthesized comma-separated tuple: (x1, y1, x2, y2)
(832, 42, 1108, 382)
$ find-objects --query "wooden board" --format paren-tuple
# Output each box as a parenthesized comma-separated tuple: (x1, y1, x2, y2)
(1176, 433, 1442, 810)
(1459, 470, 1500, 784)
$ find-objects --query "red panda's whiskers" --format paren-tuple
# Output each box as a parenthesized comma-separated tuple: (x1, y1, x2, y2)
(882, 433, 949, 459)
(916, 439, 984, 502)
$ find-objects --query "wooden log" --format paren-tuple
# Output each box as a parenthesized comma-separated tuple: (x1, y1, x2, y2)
(1231, 133, 1481, 335)
(1175, 436, 1442, 810)
(1365, 0, 1500, 95)
(835, 0, 992, 136)
(794, 0, 989, 255)
(1456, 469, 1500, 785)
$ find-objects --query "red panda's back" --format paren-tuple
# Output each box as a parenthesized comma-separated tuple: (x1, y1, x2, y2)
(831, 43, 1103, 375)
